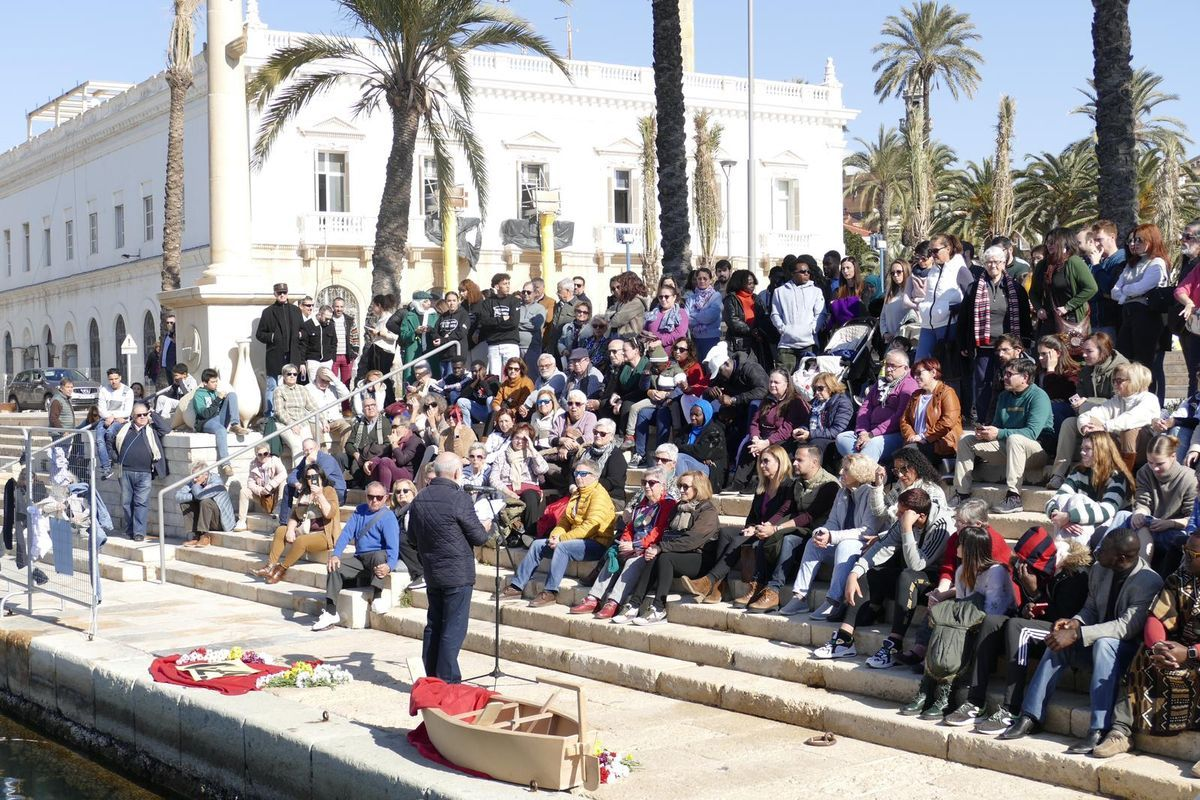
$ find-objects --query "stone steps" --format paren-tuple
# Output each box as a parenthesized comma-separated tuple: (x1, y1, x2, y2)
(375, 604, 1197, 800)
(163, 560, 325, 617)
(173, 543, 331, 591)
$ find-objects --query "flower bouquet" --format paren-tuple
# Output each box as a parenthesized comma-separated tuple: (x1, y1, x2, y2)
(177, 645, 277, 667)
(593, 742, 639, 784)
(256, 661, 354, 690)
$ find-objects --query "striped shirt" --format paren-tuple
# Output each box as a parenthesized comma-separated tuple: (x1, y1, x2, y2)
(1045, 469, 1129, 526)
(851, 516, 949, 577)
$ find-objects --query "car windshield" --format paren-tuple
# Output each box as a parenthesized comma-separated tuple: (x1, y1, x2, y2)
(45, 369, 90, 383)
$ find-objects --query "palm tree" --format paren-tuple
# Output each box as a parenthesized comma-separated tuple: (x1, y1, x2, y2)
(161, 0, 200, 344)
(904, 121, 933, 242)
(1074, 67, 1191, 155)
(844, 126, 907, 250)
(639, 115, 661, 288)
(871, 1, 983, 141)
(1012, 144, 1098, 237)
(651, 0, 691, 279)
(933, 159, 995, 245)
(990, 95, 1016, 240)
(248, 0, 567, 296)
(691, 110, 723, 266)
(1089, 0, 1136, 238)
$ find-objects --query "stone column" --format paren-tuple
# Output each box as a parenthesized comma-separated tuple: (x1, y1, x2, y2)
(539, 211, 557, 284)
(442, 210, 458, 291)
(679, 0, 695, 73)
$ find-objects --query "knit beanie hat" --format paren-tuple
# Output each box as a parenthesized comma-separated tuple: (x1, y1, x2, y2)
(648, 343, 668, 364)
(1014, 526, 1057, 576)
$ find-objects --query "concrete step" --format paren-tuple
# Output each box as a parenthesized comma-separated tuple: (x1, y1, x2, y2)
(376, 605, 1197, 800)
(163, 560, 324, 616)
(101, 537, 175, 564)
(173, 543, 329, 591)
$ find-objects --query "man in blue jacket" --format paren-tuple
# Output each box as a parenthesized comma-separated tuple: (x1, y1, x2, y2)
(109, 402, 169, 541)
(407, 453, 490, 682)
(313, 482, 400, 631)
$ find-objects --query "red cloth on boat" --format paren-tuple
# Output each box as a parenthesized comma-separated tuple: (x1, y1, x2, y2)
(407, 677, 498, 779)
(148, 654, 305, 696)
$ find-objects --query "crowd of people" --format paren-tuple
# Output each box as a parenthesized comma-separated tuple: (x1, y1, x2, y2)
(55, 218, 1200, 768)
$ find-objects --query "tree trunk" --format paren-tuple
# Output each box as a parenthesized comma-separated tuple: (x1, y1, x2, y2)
(374, 102, 422, 298)
(161, 68, 189, 339)
(1091, 0, 1136, 240)
(651, 0, 691, 281)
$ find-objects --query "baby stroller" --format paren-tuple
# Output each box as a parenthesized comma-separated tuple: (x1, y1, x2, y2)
(792, 316, 879, 401)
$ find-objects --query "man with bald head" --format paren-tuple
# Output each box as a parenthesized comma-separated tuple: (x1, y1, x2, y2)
(312, 480, 400, 632)
(407, 453, 491, 682)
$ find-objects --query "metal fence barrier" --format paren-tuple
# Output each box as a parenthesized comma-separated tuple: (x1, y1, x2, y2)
(0, 426, 103, 639)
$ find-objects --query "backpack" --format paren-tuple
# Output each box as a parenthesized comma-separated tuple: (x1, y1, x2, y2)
(924, 594, 987, 683)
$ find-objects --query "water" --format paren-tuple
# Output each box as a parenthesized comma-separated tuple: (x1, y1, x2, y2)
(0, 712, 164, 800)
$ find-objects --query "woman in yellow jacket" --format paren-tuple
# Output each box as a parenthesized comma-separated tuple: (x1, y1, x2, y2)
(497, 458, 615, 608)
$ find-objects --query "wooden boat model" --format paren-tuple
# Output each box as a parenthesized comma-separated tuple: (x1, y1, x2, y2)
(420, 676, 601, 791)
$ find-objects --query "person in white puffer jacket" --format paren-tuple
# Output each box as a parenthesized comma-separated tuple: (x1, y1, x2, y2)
(913, 234, 972, 361)
(1048, 361, 1159, 488)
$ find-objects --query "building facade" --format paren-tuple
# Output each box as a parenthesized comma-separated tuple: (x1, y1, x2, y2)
(0, 10, 856, 388)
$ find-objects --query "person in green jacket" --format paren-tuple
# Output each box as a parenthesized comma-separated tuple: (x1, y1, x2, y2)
(192, 368, 250, 476)
(951, 358, 1052, 513)
(398, 291, 439, 382)
(1028, 228, 1098, 340)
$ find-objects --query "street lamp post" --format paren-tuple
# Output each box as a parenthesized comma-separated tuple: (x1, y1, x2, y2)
(746, 0, 756, 271)
(720, 159, 735, 261)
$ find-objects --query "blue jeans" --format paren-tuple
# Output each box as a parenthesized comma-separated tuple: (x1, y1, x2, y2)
(200, 393, 240, 461)
(511, 537, 607, 594)
(971, 347, 998, 423)
(121, 470, 153, 538)
(423, 584, 473, 684)
(264, 375, 278, 417)
(694, 337, 720, 362)
(456, 398, 490, 425)
(915, 325, 950, 361)
(676, 452, 709, 477)
(835, 430, 904, 463)
(1022, 635, 1139, 731)
(96, 420, 119, 469)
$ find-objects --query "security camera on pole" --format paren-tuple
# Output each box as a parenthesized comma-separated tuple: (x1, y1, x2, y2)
(120, 335, 138, 386)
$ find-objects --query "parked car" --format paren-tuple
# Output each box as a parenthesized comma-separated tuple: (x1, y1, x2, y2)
(5, 368, 101, 411)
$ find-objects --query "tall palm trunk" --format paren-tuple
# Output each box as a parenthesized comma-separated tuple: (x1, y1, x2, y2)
(991, 95, 1016, 239)
(161, 0, 199, 342)
(374, 102, 422, 297)
(639, 115, 661, 289)
(1091, 0, 1136, 239)
(651, 0, 691, 280)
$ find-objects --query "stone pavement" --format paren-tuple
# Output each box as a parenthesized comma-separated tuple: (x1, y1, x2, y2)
(11, 578, 1105, 800)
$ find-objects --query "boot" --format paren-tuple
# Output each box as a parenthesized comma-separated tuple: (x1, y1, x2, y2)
(681, 574, 713, 600)
(703, 578, 725, 604)
(265, 564, 286, 585)
(731, 581, 760, 609)
(746, 587, 780, 614)
(919, 682, 952, 720)
(899, 676, 934, 716)
(250, 563, 276, 579)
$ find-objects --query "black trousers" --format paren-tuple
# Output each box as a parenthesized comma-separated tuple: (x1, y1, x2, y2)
(849, 559, 934, 638)
(1000, 617, 1054, 711)
(630, 551, 705, 608)
(1117, 303, 1163, 382)
(325, 549, 389, 612)
(399, 528, 423, 581)
(706, 528, 753, 582)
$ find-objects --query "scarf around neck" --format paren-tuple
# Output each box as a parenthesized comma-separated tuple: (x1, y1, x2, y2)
(587, 439, 616, 474)
(974, 273, 1021, 346)
(735, 290, 756, 324)
(647, 303, 683, 332)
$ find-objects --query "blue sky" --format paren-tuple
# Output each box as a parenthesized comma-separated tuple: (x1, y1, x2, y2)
(1, 1, 1194, 165)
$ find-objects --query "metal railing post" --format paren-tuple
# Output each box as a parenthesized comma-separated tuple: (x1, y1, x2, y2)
(153, 340, 463, 581)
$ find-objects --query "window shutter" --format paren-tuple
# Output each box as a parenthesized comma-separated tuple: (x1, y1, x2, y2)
(630, 175, 642, 228)
(607, 176, 615, 224)
(789, 181, 801, 231)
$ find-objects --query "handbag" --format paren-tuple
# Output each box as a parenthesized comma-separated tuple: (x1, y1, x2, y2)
(1052, 306, 1091, 352)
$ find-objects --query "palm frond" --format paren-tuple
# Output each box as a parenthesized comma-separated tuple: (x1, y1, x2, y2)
(251, 72, 345, 169)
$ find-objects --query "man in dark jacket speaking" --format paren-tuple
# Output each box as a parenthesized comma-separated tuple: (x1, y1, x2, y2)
(407, 452, 490, 682)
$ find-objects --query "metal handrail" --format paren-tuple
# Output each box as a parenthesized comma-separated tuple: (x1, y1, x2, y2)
(0, 384, 174, 474)
(153, 340, 463, 582)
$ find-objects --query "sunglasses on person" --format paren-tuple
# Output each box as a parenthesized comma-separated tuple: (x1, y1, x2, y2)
(574, 281, 584, 288)
(655, 455, 673, 464)
(256, 451, 270, 457)
(572, 470, 594, 479)
(133, 412, 150, 418)
(575, 308, 590, 315)
(506, 367, 521, 373)
(521, 289, 533, 295)
(594, 429, 611, 437)
(469, 453, 486, 460)
(302, 302, 314, 308)
(567, 401, 584, 407)
(306, 473, 322, 481)
(674, 345, 690, 353)
(283, 370, 298, 377)
(658, 293, 675, 300)
(537, 399, 552, 405)
(1129, 236, 1144, 244)
(608, 349, 623, 356)
(394, 487, 414, 495)
(367, 493, 386, 501)
(643, 479, 661, 487)
(678, 481, 694, 490)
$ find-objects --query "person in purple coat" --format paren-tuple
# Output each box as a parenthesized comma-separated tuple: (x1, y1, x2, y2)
(834, 348, 918, 464)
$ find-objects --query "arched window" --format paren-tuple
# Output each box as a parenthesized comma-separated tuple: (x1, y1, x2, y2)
(113, 315, 126, 373)
(143, 311, 157, 361)
(3, 332, 11, 377)
(88, 319, 100, 377)
(61, 323, 77, 369)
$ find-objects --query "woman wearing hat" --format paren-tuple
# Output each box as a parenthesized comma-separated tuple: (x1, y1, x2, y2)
(397, 291, 439, 381)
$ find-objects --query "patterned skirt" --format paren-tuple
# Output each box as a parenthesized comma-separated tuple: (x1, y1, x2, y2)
(1126, 648, 1200, 735)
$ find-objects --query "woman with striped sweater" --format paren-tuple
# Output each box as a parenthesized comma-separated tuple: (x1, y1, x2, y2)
(1045, 431, 1133, 558)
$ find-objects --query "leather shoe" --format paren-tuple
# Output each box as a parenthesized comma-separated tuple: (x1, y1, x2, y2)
(681, 574, 713, 600)
(998, 714, 1039, 741)
(747, 587, 779, 614)
(731, 581, 760, 609)
(1092, 729, 1132, 758)
(1066, 728, 1103, 755)
(528, 590, 558, 608)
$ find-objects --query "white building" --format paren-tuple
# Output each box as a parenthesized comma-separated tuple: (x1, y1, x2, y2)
(0, 3, 856, 389)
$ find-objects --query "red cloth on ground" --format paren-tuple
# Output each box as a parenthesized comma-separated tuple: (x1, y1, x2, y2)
(148, 654, 302, 696)
(406, 677, 498, 779)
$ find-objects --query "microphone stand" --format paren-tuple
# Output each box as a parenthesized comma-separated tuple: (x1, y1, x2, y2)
(463, 484, 535, 687)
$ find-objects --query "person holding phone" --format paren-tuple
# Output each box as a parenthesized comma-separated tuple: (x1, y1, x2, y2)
(253, 465, 341, 585)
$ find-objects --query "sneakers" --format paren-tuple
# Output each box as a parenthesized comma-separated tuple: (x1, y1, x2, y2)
(406, 577, 426, 591)
(991, 493, 1024, 514)
(528, 590, 557, 608)
(621, 435, 635, 451)
(569, 596, 599, 615)
(943, 702, 982, 727)
(777, 596, 808, 616)
(632, 604, 667, 626)
(918, 683, 952, 720)
(948, 492, 970, 508)
(865, 639, 898, 669)
(311, 610, 341, 632)
(1045, 474, 1065, 490)
(811, 632, 856, 660)
(809, 600, 838, 620)
(974, 705, 1015, 735)
(232, 519, 248, 532)
(610, 603, 639, 624)
(370, 596, 391, 615)
(1092, 729, 1132, 758)
(496, 585, 524, 602)
(594, 600, 620, 620)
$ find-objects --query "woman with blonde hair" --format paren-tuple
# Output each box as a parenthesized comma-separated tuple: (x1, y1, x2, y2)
(1048, 361, 1159, 489)
(784, 453, 884, 620)
(1108, 434, 1196, 565)
(1045, 431, 1134, 555)
(530, 388, 561, 450)
(681, 446, 794, 608)
(913, 233, 972, 360)
(793, 371, 854, 469)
